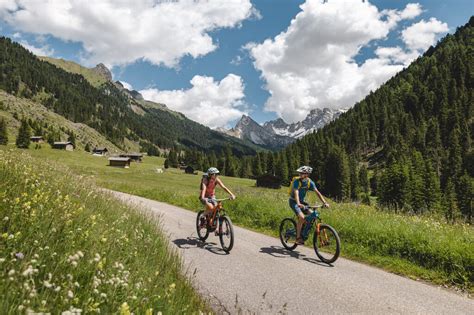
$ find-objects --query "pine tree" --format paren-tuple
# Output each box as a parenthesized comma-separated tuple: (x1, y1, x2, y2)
(252, 153, 263, 177)
(456, 173, 473, 223)
(16, 120, 31, 149)
(164, 158, 169, 169)
(67, 131, 76, 146)
(443, 179, 461, 223)
(349, 157, 360, 200)
(84, 143, 91, 152)
(0, 118, 8, 145)
(358, 165, 369, 194)
(423, 159, 442, 214)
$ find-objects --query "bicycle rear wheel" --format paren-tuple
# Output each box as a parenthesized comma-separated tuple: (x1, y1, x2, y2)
(313, 224, 340, 264)
(279, 218, 298, 250)
(196, 211, 209, 241)
(219, 216, 234, 253)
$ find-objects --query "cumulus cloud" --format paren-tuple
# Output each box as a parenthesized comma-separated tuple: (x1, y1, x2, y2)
(246, 0, 444, 123)
(140, 74, 247, 128)
(119, 81, 133, 91)
(0, 0, 256, 67)
(402, 18, 449, 51)
(19, 40, 54, 57)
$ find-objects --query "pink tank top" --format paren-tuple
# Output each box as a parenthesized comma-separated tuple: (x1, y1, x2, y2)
(203, 177, 217, 198)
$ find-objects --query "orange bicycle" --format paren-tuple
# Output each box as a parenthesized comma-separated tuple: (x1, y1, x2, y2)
(196, 198, 235, 253)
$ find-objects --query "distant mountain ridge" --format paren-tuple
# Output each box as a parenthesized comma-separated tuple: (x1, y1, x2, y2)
(264, 108, 346, 139)
(218, 108, 345, 150)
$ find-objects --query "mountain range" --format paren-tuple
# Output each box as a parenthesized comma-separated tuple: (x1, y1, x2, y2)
(217, 108, 345, 149)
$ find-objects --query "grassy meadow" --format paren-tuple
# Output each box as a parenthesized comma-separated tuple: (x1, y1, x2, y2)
(21, 147, 474, 294)
(0, 148, 209, 313)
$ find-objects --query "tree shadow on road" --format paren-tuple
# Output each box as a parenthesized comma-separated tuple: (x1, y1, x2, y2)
(173, 236, 229, 255)
(259, 245, 333, 267)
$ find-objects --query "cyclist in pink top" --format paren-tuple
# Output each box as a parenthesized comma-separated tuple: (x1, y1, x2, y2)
(200, 167, 235, 219)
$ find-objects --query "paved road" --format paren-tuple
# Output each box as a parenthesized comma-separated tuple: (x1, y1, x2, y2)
(110, 190, 473, 314)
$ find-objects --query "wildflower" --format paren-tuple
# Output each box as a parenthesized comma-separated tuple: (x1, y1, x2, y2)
(3, 216, 8, 221)
(67, 290, 74, 299)
(15, 252, 24, 260)
(0, 258, 5, 263)
(54, 286, 61, 292)
(18, 305, 25, 311)
(119, 302, 130, 315)
(22, 266, 34, 277)
(8, 269, 15, 276)
(100, 293, 107, 298)
(41, 300, 46, 306)
(43, 280, 53, 288)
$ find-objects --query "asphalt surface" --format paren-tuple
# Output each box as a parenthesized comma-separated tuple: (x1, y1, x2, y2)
(110, 190, 474, 314)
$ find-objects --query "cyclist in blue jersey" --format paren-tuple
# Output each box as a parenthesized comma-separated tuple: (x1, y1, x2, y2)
(289, 166, 329, 245)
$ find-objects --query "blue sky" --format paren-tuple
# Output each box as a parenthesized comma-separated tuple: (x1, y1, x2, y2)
(0, 0, 472, 128)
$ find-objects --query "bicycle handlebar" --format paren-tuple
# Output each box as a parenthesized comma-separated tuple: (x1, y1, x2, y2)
(215, 197, 234, 201)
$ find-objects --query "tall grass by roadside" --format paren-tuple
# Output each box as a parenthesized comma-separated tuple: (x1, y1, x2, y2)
(0, 150, 208, 314)
(108, 179, 474, 293)
(21, 148, 474, 293)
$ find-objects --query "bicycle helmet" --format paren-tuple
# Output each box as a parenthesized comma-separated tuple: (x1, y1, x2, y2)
(296, 165, 313, 174)
(206, 167, 220, 175)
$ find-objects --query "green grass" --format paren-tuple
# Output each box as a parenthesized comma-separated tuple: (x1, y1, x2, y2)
(39, 57, 108, 87)
(0, 148, 209, 313)
(12, 146, 474, 294)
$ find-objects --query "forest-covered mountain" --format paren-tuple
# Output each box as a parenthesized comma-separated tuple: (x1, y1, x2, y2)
(176, 16, 473, 223)
(0, 37, 259, 155)
(275, 17, 473, 222)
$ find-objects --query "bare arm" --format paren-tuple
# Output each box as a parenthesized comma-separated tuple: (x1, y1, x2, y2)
(294, 189, 303, 207)
(216, 178, 235, 199)
(314, 187, 329, 207)
(200, 181, 206, 200)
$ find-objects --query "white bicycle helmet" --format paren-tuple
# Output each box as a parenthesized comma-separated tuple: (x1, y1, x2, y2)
(296, 165, 313, 174)
(207, 167, 220, 175)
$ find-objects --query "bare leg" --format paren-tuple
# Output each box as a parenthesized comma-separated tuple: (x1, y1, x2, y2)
(296, 212, 305, 240)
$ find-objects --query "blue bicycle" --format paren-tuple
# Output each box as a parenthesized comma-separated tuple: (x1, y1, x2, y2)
(279, 205, 340, 264)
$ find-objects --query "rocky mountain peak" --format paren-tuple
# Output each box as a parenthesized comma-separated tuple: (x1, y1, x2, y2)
(92, 63, 112, 81)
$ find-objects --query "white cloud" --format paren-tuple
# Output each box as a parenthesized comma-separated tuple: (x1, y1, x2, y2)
(140, 74, 247, 128)
(119, 81, 133, 91)
(19, 40, 54, 57)
(0, 0, 256, 67)
(246, 0, 444, 123)
(402, 18, 449, 51)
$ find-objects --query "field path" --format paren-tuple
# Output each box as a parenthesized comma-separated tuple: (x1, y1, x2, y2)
(110, 190, 473, 314)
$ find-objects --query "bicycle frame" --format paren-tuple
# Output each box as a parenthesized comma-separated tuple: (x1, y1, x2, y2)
(208, 198, 230, 227)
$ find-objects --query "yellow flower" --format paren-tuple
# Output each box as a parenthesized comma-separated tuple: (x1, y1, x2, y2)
(145, 308, 153, 315)
(119, 302, 130, 315)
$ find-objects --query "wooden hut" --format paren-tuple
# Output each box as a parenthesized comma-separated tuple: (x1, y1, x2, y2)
(93, 147, 108, 156)
(109, 157, 131, 168)
(120, 153, 143, 162)
(185, 166, 196, 174)
(30, 136, 44, 143)
(52, 141, 75, 151)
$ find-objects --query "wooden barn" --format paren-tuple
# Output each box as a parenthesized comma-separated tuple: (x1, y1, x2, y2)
(185, 166, 196, 174)
(120, 153, 143, 162)
(109, 157, 131, 168)
(93, 147, 108, 156)
(30, 136, 44, 143)
(52, 141, 75, 151)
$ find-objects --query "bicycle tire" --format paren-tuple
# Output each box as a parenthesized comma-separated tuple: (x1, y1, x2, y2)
(219, 215, 234, 253)
(196, 210, 209, 241)
(313, 223, 340, 264)
(279, 218, 298, 250)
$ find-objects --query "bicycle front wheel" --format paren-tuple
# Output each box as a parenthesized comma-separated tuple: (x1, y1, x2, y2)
(279, 218, 298, 250)
(219, 216, 234, 253)
(313, 224, 340, 264)
(196, 211, 209, 241)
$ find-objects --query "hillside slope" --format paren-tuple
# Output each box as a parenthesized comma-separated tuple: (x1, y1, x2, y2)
(279, 17, 473, 219)
(0, 38, 260, 155)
